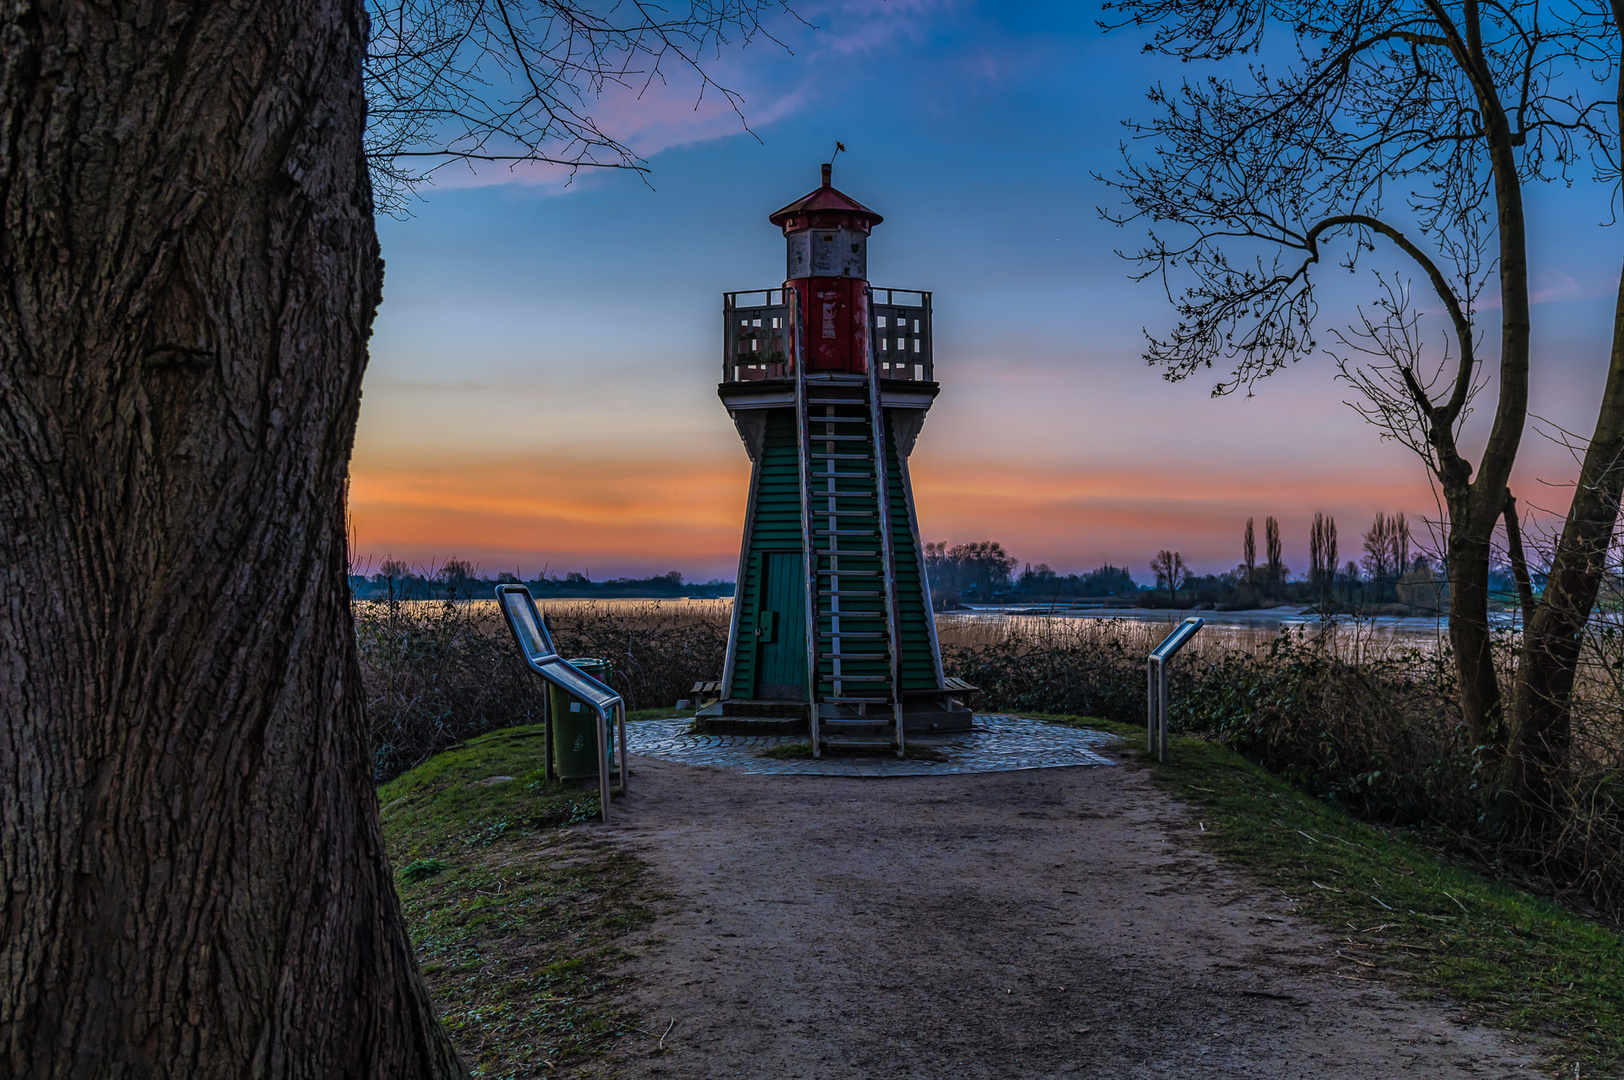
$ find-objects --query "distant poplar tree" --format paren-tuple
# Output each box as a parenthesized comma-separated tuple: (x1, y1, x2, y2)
(1310, 524, 1323, 593)
(1243, 518, 1257, 583)
(1310, 512, 1336, 603)
(1264, 516, 1284, 592)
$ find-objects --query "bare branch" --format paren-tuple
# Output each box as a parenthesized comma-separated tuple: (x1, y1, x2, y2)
(362, 0, 798, 214)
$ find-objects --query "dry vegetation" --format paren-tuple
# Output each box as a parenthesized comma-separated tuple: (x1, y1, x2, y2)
(356, 598, 729, 780)
(940, 613, 1624, 920)
(356, 598, 1622, 919)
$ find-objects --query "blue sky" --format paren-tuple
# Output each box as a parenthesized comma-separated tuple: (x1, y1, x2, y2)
(350, 0, 1619, 581)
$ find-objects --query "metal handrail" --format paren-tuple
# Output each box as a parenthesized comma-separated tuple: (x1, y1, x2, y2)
(790, 287, 821, 756)
(494, 584, 627, 822)
(1147, 617, 1204, 762)
(866, 284, 906, 758)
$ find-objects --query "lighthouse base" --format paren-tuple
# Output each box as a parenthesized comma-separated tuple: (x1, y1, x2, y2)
(694, 693, 973, 736)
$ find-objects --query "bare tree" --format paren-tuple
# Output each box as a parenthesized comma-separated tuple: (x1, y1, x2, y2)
(1150, 549, 1190, 601)
(1362, 513, 1395, 596)
(1103, 0, 1624, 815)
(1362, 511, 1414, 602)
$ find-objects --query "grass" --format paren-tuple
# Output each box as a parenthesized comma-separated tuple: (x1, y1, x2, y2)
(1031, 713, 1624, 1075)
(623, 707, 688, 723)
(378, 726, 658, 1076)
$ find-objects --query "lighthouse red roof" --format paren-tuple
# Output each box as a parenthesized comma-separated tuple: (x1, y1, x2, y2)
(769, 163, 884, 234)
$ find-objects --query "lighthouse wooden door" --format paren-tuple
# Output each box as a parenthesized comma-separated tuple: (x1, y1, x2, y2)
(755, 551, 806, 699)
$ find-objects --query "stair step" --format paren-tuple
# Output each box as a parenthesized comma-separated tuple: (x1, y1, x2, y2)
(814, 529, 879, 538)
(822, 631, 887, 638)
(810, 453, 873, 461)
(718, 700, 812, 719)
(821, 589, 882, 597)
(821, 695, 895, 704)
(806, 397, 869, 405)
(821, 674, 890, 682)
(810, 508, 876, 516)
(822, 652, 889, 661)
(821, 736, 898, 749)
(809, 433, 869, 440)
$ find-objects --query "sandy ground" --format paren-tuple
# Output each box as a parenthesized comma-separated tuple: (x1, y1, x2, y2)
(596, 754, 1552, 1079)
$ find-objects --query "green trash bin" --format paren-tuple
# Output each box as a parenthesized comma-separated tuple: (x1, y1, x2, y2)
(548, 658, 616, 781)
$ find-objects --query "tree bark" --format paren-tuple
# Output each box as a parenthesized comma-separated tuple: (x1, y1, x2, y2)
(1503, 265, 1624, 816)
(0, 1, 467, 1076)
(1446, 500, 1504, 751)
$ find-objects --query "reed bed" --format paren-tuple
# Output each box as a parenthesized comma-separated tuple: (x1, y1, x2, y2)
(355, 596, 1620, 917)
(355, 597, 729, 780)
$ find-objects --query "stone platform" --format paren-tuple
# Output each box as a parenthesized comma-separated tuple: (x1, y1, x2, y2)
(624, 713, 1120, 778)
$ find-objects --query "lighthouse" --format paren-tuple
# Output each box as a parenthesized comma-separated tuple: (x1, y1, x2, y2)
(701, 164, 971, 755)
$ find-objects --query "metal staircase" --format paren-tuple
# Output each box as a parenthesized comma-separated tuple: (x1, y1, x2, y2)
(794, 304, 906, 757)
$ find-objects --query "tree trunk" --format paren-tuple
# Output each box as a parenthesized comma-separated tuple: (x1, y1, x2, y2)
(1446, 501, 1503, 752)
(1503, 267, 1624, 817)
(1439, 43, 1529, 763)
(0, 2, 467, 1076)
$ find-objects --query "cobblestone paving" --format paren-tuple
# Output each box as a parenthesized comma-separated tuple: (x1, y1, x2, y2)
(624, 713, 1119, 777)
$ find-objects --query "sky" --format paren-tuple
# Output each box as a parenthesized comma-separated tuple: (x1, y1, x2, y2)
(349, 0, 1622, 583)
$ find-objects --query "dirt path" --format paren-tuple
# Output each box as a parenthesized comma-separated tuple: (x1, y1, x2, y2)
(597, 755, 1550, 1079)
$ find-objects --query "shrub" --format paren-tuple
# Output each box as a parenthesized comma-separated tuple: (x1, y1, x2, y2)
(356, 597, 545, 781)
(941, 614, 1622, 919)
(356, 596, 729, 781)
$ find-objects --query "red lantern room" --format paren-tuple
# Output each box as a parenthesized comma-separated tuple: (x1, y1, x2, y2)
(768, 162, 884, 374)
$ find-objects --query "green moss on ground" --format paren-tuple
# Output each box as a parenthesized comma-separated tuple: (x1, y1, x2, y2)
(1032, 714, 1624, 1074)
(624, 707, 688, 722)
(379, 726, 657, 1076)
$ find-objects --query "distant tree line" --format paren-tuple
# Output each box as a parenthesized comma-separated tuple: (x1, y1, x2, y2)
(349, 559, 735, 600)
(921, 509, 1535, 615)
(1145, 512, 1448, 613)
(924, 540, 1139, 609)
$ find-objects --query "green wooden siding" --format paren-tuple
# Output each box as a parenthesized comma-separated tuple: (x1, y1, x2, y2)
(883, 412, 938, 691)
(723, 400, 943, 701)
(728, 409, 804, 699)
